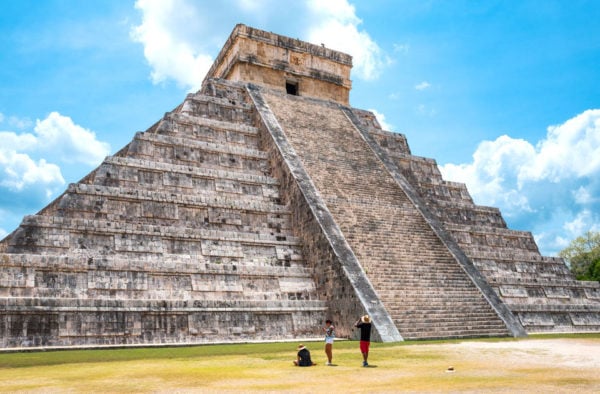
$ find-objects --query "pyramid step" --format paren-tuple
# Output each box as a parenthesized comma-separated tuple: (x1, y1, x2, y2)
(383, 299, 492, 307)
(199, 78, 251, 101)
(96, 156, 279, 188)
(464, 246, 554, 262)
(509, 303, 600, 313)
(379, 290, 489, 299)
(65, 183, 289, 215)
(137, 131, 266, 159)
(1, 297, 327, 313)
(488, 277, 600, 288)
(49, 184, 291, 235)
(398, 322, 509, 332)
(8, 214, 302, 255)
(401, 328, 510, 340)
(157, 112, 259, 144)
(127, 132, 270, 175)
(0, 252, 310, 277)
(390, 304, 498, 312)
(185, 90, 253, 110)
(180, 93, 254, 123)
(445, 222, 538, 240)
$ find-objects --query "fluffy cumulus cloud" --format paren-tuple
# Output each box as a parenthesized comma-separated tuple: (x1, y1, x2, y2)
(131, 0, 214, 90)
(131, 0, 389, 91)
(439, 109, 600, 256)
(0, 112, 110, 216)
(34, 112, 111, 166)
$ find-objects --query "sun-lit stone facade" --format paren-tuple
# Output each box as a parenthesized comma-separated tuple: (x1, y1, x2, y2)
(205, 24, 352, 105)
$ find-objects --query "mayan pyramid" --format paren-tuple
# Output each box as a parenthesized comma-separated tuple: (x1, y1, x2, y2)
(1, 24, 599, 348)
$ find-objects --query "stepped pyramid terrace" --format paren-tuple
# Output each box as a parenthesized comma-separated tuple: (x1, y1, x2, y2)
(1, 24, 599, 348)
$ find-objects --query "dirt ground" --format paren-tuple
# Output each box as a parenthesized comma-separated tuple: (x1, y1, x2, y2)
(453, 338, 600, 369)
(398, 337, 600, 393)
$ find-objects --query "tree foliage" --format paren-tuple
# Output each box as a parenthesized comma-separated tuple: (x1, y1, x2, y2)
(559, 231, 600, 281)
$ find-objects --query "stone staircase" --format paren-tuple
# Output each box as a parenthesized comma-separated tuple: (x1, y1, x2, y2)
(358, 110, 600, 333)
(0, 79, 326, 347)
(259, 89, 511, 340)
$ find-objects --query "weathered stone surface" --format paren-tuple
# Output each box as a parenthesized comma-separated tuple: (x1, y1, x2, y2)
(0, 77, 327, 348)
(205, 24, 352, 105)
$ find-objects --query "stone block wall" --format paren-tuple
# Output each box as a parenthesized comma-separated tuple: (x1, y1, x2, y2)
(0, 79, 328, 348)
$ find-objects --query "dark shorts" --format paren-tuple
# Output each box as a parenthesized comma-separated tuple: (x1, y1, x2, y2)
(360, 340, 370, 353)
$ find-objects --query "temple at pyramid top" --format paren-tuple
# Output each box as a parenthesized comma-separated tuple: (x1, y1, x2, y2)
(204, 24, 353, 104)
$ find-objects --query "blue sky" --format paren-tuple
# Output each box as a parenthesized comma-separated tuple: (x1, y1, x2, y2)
(1, 0, 599, 256)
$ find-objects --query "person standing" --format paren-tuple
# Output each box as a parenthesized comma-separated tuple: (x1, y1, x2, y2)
(323, 319, 335, 365)
(354, 314, 372, 367)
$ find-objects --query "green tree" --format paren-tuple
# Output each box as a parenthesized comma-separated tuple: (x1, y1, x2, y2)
(559, 231, 600, 281)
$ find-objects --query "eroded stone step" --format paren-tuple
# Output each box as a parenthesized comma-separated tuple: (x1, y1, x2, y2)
(180, 94, 253, 123)
(65, 183, 289, 215)
(0, 297, 327, 312)
(155, 112, 259, 147)
(489, 277, 600, 288)
(463, 246, 551, 262)
(0, 251, 310, 276)
(127, 132, 269, 175)
(97, 156, 279, 187)
(8, 215, 302, 254)
(400, 329, 510, 340)
(397, 322, 509, 332)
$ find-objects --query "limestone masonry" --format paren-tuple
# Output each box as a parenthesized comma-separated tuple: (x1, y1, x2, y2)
(1, 24, 599, 348)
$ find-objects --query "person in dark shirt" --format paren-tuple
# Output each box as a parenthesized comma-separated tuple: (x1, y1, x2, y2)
(354, 314, 372, 367)
(293, 344, 316, 366)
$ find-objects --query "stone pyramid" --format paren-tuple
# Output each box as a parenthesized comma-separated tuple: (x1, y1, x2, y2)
(1, 24, 599, 348)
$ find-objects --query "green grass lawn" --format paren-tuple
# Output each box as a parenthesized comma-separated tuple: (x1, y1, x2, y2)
(1, 335, 599, 393)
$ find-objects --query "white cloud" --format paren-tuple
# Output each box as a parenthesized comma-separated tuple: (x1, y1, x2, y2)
(34, 112, 111, 166)
(368, 108, 393, 131)
(0, 151, 64, 194)
(131, 0, 214, 91)
(439, 109, 600, 255)
(0, 131, 37, 150)
(0, 227, 7, 239)
(519, 109, 600, 183)
(131, 0, 389, 91)
(415, 81, 431, 90)
(306, 0, 390, 80)
(0, 111, 110, 204)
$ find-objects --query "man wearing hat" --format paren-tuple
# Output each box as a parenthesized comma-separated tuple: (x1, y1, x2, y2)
(293, 344, 316, 366)
(354, 315, 372, 367)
